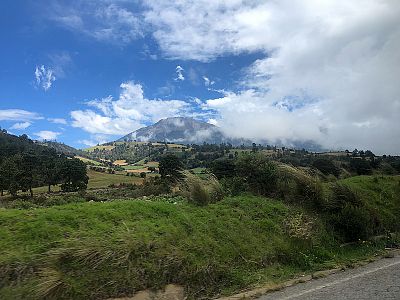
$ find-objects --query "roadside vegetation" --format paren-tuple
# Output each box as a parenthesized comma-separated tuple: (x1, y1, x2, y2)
(1, 130, 400, 299)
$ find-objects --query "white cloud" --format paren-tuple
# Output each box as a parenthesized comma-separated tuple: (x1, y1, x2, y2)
(71, 81, 190, 136)
(207, 118, 218, 126)
(0, 109, 42, 121)
(203, 76, 215, 87)
(78, 134, 110, 147)
(175, 65, 185, 81)
(45, 1, 400, 153)
(144, 0, 400, 154)
(35, 65, 56, 91)
(35, 130, 61, 141)
(48, 118, 67, 125)
(9, 122, 32, 130)
(50, 3, 143, 45)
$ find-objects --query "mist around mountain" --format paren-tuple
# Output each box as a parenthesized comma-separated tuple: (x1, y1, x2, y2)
(116, 117, 324, 151)
(117, 117, 249, 145)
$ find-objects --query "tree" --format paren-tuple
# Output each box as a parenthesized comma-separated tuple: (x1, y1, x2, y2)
(350, 158, 372, 175)
(211, 158, 236, 179)
(59, 158, 89, 192)
(41, 152, 62, 193)
(159, 154, 184, 183)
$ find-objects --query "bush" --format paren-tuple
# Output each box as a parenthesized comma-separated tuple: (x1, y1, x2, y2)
(350, 158, 372, 175)
(207, 176, 224, 203)
(276, 164, 324, 208)
(325, 183, 363, 211)
(312, 158, 340, 177)
(189, 180, 210, 206)
(330, 204, 373, 241)
(220, 176, 248, 196)
(236, 153, 278, 196)
(324, 183, 375, 241)
(210, 159, 236, 179)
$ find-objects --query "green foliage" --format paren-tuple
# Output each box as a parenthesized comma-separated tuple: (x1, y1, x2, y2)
(312, 158, 340, 177)
(0, 195, 382, 300)
(0, 131, 88, 196)
(59, 158, 89, 192)
(183, 174, 223, 206)
(323, 183, 375, 242)
(349, 158, 372, 175)
(189, 180, 210, 206)
(235, 153, 278, 196)
(210, 158, 236, 179)
(159, 154, 185, 183)
(275, 164, 324, 208)
(220, 176, 248, 196)
(329, 203, 373, 241)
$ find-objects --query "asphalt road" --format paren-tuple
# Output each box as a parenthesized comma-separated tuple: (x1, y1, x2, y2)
(257, 255, 400, 300)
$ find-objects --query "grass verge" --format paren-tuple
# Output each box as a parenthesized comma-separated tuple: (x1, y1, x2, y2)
(0, 191, 396, 299)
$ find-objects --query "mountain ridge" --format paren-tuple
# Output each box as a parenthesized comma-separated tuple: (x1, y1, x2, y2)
(117, 117, 245, 145)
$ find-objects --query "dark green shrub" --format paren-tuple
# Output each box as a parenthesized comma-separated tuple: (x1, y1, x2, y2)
(325, 183, 375, 241)
(189, 181, 210, 206)
(326, 183, 363, 211)
(330, 204, 373, 241)
(295, 179, 324, 208)
(220, 176, 248, 196)
(349, 158, 372, 175)
(236, 153, 278, 196)
(210, 159, 236, 179)
(312, 158, 340, 177)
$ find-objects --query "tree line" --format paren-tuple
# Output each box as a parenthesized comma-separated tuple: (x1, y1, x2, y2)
(0, 130, 88, 197)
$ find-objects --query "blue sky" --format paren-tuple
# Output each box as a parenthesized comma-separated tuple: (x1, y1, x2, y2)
(1, 1, 399, 154)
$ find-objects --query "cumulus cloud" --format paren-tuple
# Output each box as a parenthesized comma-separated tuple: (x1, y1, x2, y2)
(144, 0, 400, 154)
(175, 65, 185, 81)
(9, 122, 32, 130)
(35, 65, 56, 91)
(0, 109, 42, 121)
(46, 0, 400, 153)
(71, 81, 190, 136)
(35, 130, 61, 141)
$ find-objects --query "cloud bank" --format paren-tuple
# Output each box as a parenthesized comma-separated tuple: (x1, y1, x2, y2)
(144, 0, 400, 153)
(71, 81, 190, 137)
(50, 0, 400, 153)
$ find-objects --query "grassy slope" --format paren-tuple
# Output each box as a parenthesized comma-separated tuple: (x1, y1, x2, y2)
(0, 189, 393, 300)
(337, 175, 400, 231)
(85, 169, 143, 188)
(74, 156, 102, 166)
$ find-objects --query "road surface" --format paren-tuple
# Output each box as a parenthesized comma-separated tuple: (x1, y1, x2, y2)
(257, 255, 400, 300)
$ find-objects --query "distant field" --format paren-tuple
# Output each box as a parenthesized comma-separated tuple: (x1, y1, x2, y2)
(28, 169, 143, 194)
(86, 169, 143, 188)
(317, 151, 348, 156)
(113, 159, 128, 166)
(75, 155, 102, 165)
(84, 145, 115, 152)
(190, 167, 206, 174)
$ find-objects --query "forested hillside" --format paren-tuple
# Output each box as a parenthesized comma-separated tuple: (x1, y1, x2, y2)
(0, 130, 88, 196)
